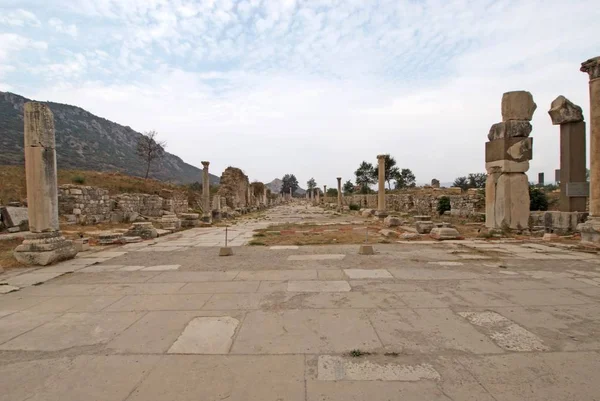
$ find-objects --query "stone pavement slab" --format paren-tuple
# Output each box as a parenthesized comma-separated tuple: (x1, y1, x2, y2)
(168, 316, 239, 354)
(288, 280, 351, 292)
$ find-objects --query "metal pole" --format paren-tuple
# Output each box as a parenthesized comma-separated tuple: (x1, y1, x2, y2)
(365, 226, 369, 243)
(225, 226, 228, 247)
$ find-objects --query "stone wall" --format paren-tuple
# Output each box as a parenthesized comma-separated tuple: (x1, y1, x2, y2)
(218, 167, 249, 209)
(323, 190, 484, 217)
(58, 184, 188, 224)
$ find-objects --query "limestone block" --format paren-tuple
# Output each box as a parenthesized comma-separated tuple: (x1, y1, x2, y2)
(361, 209, 375, 217)
(580, 218, 600, 244)
(125, 222, 158, 239)
(13, 231, 77, 266)
(501, 91, 537, 121)
(24, 102, 56, 148)
(488, 120, 532, 141)
(485, 137, 532, 163)
(70, 189, 83, 195)
(415, 221, 433, 234)
(413, 215, 432, 222)
(430, 226, 461, 240)
(485, 160, 529, 174)
(548, 95, 584, 125)
(384, 216, 401, 227)
(98, 232, 123, 245)
(485, 173, 530, 230)
(1, 206, 28, 228)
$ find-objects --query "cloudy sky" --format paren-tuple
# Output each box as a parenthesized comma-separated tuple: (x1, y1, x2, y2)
(1, 0, 598, 188)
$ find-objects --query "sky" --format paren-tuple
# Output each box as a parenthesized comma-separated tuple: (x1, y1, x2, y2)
(1, 0, 599, 189)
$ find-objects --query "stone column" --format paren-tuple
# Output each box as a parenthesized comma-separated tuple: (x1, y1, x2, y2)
(323, 185, 327, 203)
(201, 161, 211, 222)
(376, 154, 388, 218)
(538, 173, 544, 186)
(580, 56, 600, 243)
(337, 177, 342, 210)
(316, 188, 320, 204)
(485, 91, 536, 230)
(263, 187, 268, 207)
(548, 96, 586, 212)
(14, 102, 77, 265)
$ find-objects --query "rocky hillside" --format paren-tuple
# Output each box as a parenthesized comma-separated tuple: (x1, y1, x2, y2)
(0, 91, 218, 184)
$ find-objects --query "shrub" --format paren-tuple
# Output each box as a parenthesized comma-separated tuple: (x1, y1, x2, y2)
(71, 175, 86, 184)
(437, 196, 451, 215)
(349, 203, 360, 211)
(530, 187, 549, 211)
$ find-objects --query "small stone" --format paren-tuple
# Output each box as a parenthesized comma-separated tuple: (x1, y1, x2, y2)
(384, 216, 401, 227)
(488, 121, 532, 141)
(415, 221, 433, 234)
(430, 227, 461, 240)
(401, 233, 419, 240)
(548, 95, 584, 125)
(501, 91, 537, 121)
(543, 233, 560, 241)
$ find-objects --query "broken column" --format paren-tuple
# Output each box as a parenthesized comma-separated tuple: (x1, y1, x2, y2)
(548, 95, 587, 212)
(375, 154, 388, 218)
(336, 177, 342, 211)
(201, 161, 211, 223)
(315, 188, 320, 204)
(323, 185, 327, 203)
(579, 56, 600, 243)
(485, 91, 536, 230)
(14, 102, 77, 265)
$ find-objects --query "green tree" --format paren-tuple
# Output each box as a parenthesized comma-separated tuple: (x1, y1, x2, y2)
(281, 174, 299, 195)
(343, 180, 355, 194)
(467, 173, 486, 189)
(395, 168, 416, 189)
(380, 155, 401, 189)
(306, 178, 317, 192)
(354, 161, 376, 191)
(326, 188, 339, 197)
(437, 196, 451, 215)
(530, 186, 549, 211)
(452, 176, 469, 191)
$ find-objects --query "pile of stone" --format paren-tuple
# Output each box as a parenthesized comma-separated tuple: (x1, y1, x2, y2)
(98, 232, 123, 245)
(124, 222, 158, 240)
(485, 91, 535, 230)
(414, 215, 433, 234)
(160, 214, 181, 231)
(179, 213, 201, 228)
(430, 223, 461, 240)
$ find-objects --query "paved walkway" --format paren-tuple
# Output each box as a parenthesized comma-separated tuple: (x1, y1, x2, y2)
(1, 204, 600, 400)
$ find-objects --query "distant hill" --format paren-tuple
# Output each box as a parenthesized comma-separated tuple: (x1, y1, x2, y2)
(0, 91, 219, 185)
(266, 178, 306, 195)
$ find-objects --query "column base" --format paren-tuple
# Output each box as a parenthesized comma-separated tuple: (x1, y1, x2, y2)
(580, 217, 600, 245)
(374, 210, 388, 219)
(14, 231, 77, 266)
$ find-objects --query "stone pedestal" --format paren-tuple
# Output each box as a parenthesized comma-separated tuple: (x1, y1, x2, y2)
(14, 102, 77, 266)
(219, 247, 234, 256)
(485, 91, 535, 230)
(376, 155, 386, 215)
(358, 244, 374, 255)
(579, 56, 600, 244)
(548, 96, 587, 212)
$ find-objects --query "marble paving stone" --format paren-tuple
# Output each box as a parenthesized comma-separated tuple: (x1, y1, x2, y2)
(118, 265, 146, 271)
(270, 245, 299, 250)
(202, 292, 292, 310)
(127, 355, 305, 401)
(317, 355, 440, 381)
(257, 281, 289, 292)
(459, 352, 600, 401)
(236, 270, 317, 281)
(344, 269, 393, 279)
(349, 281, 425, 292)
(148, 271, 239, 282)
(300, 292, 407, 309)
(17, 284, 108, 296)
(459, 311, 549, 351)
(0, 311, 61, 345)
(106, 294, 212, 311)
(0, 285, 19, 294)
(26, 295, 123, 313)
(0, 311, 143, 351)
(370, 308, 503, 354)
(0, 355, 161, 401)
(317, 270, 345, 280)
(288, 280, 351, 292)
(100, 283, 186, 295)
(141, 265, 181, 271)
(396, 291, 454, 308)
(78, 251, 127, 258)
(307, 380, 461, 401)
(574, 277, 600, 287)
(231, 309, 381, 354)
(1, 272, 65, 287)
(428, 261, 464, 266)
(168, 316, 239, 354)
(51, 271, 159, 285)
(287, 254, 346, 261)
(387, 267, 481, 280)
(78, 265, 125, 273)
(179, 281, 260, 294)
(496, 288, 592, 306)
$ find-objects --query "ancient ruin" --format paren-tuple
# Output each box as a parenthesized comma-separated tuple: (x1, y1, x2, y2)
(13, 103, 77, 265)
(375, 154, 387, 218)
(579, 56, 600, 244)
(485, 91, 535, 230)
(218, 167, 250, 210)
(201, 161, 211, 223)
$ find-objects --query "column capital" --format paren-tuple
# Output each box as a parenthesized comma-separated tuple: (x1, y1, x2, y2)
(377, 154, 387, 160)
(336, 177, 341, 183)
(201, 161, 210, 168)
(581, 56, 600, 80)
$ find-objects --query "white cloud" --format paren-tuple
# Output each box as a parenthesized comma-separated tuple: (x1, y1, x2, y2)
(48, 17, 78, 37)
(5, 0, 600, 186)
(0, 9, 41, 27)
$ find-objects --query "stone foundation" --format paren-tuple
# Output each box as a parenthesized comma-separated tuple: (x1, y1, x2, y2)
(14, 231, 77, 266)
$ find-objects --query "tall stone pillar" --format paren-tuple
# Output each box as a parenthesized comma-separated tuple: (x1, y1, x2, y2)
(485, 91, 535, 230)
(548, 96, 587, 212)
(376, 154, 388, 218)
(337, 177, 342, 211)
(263, 187, 268, 207)
(579, 56, 600, 243)
(14, 102, 77, 265)
(316, 188, 320, 204)
(201, 161, 211, 223)
(538, 173, 544, 186)
(323, 185, 327, 203)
